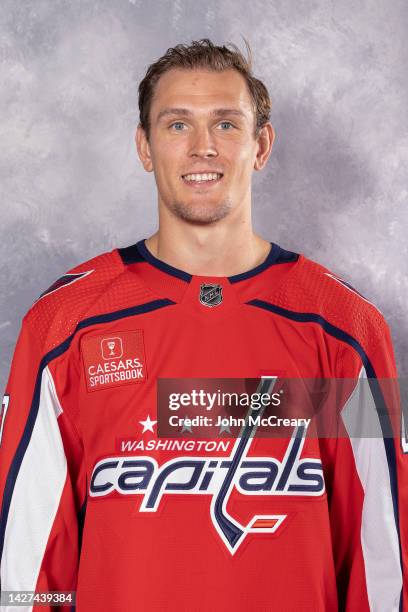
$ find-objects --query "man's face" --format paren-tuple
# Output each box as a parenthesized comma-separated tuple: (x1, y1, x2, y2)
(137, 68, 271, 224)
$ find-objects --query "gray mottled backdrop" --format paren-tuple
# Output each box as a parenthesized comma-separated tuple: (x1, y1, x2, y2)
(1, 0, 407, 391)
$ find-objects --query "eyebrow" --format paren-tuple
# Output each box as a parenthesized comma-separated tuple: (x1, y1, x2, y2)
(156, 107, 247, 122)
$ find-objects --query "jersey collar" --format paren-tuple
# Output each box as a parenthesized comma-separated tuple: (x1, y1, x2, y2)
(118, 239, 296, 284)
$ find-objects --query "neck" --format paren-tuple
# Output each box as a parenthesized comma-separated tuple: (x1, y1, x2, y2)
(145, 207, 271, 277)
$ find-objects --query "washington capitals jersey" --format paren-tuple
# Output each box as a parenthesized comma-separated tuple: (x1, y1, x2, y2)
(0, 238, 406, 611)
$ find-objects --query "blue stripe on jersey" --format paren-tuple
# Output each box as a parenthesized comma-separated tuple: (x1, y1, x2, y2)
(228, 244, 299, 283)
(247, 298, 403, 607)
(118, 240, 299, 284)
(121, 240, 192, 282)
(0, 299, 176, 569)
(36, 271, 93, 302)
(78, 496, 87, 557)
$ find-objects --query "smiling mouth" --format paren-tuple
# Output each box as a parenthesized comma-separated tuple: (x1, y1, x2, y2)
(181, 172, 224, 186)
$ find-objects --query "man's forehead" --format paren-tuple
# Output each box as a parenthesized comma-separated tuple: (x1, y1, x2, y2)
(156, 107, 248, 122)
(151, 68, 254, 117)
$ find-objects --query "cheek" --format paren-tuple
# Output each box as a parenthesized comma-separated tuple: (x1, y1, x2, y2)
(231, 150, 257, 181)
(162, 145, 185, 176)
(224, 139, 256, 165)
(153, 153, 179, 185)
(151, 137, 182, 166)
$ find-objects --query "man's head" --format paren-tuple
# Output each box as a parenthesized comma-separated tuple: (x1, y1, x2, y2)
(136, 38, 274, 225)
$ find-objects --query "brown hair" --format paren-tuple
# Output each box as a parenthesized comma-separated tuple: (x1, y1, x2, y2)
(138, 38, 271, 141)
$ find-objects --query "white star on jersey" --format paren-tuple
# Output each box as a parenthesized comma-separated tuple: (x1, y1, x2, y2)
(219, 421, 232, 435)
(139, 414, 157, 433)
(181, 420, 193, 433)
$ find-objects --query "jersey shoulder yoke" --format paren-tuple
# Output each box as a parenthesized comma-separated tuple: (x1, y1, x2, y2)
(270, 253, 387, 356)
(24, 247, 157, 353)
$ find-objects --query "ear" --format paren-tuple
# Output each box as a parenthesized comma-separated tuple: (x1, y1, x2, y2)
(136, 124, 154, 172)
(254, 123, 275, 171)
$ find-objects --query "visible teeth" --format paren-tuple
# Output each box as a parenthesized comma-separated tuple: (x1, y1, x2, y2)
(183, 173, 221, 182)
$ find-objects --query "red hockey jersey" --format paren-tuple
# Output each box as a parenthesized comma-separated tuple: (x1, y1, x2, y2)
(0, 239, 406, 611)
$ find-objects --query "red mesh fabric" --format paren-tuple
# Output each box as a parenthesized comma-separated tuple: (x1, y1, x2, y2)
(24, 249, 156, 353)
(269, 255, 386, 357)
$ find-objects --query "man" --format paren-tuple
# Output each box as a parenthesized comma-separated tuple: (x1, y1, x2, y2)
(0, 38, 406, 611)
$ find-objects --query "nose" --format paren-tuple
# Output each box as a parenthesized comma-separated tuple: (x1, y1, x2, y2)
(189, 126, 218, 158)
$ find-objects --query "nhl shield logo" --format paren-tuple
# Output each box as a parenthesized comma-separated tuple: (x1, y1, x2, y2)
(199, 283, 223, 307)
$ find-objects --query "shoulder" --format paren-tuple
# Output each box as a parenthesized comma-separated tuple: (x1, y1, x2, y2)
(23, 247, 124, 351)
(271, 250, 388, 356)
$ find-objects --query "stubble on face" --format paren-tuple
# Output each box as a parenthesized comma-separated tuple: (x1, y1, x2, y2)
(169, 196, 233, 224)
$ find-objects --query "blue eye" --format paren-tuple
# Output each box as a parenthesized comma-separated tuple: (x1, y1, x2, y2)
(219, 121, 234, 129)
(170, 122, 185, 131)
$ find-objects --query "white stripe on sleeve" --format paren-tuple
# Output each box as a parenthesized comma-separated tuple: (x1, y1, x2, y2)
(1, 365, 67, 612)
(341, 366, 402, 612)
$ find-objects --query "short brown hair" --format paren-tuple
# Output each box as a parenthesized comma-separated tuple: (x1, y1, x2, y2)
(138, 38, 271, 141)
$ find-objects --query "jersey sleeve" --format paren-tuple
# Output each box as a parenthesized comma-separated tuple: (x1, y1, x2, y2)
(0, 315, 86, 611)
(366, 322, 407, 610)
(326, 319, 405, 611)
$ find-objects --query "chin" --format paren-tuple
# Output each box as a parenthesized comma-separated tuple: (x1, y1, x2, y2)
(171, 200, 232, 224)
